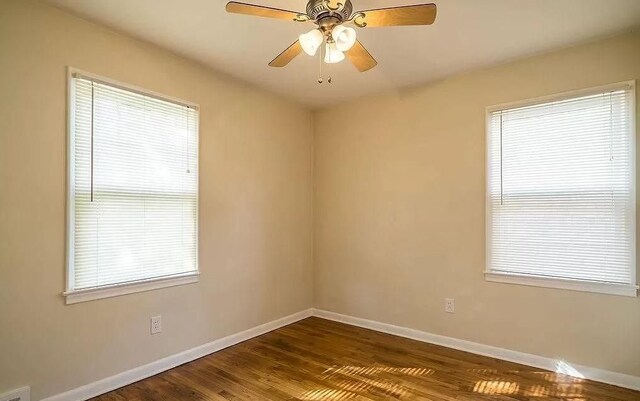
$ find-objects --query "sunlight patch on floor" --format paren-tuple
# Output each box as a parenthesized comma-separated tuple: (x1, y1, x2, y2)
(323, 365, 434, 377)
(298, 388, 357, 400)
(299, 363, 591, 400)
(296, 365, 433, 399)
(473, 380, 520, 395)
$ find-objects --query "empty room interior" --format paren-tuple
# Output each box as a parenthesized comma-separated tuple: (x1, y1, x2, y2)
(2, 0, 640, 400)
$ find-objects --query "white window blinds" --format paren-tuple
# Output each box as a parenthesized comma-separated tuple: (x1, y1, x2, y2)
(68, 75, 198, 292)
(487, 84, 636, 294)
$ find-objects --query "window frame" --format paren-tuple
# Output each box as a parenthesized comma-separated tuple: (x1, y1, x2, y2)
(65, 67, 200, 304)
(485, 81, 638, 297)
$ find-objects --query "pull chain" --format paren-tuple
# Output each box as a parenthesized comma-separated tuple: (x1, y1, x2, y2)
(318, 43, 324, 84)
(499, 111, 504, 206)
(317, 41, 334, 84)
(90, 82, 95, 202)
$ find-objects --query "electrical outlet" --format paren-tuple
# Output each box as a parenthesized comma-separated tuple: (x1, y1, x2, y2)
(150, 315, 162, 335)
(445, 298, 455, 313)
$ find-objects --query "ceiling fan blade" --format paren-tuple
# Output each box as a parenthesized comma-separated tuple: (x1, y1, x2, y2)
(346, 40, 378, 72)
(355, 4, 437, 27)
(226, 2, 305, 22)
(269, 40, 303, 67)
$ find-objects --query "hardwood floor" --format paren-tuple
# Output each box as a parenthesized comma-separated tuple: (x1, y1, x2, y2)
(92, 317, 639, 401)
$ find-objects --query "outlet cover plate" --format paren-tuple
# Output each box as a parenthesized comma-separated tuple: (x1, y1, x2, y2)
(151, 315, 162, 334)
(445, 298, 455, 313)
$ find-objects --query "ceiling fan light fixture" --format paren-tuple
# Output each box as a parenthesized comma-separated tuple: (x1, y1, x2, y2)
(299, 29, 324, 56)
(324, 42, 345, 64)
(331, 25, 357, 52)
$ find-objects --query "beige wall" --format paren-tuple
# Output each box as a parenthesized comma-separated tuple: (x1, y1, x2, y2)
(2, 0, 640, 398)
(0, 1, 313, 399)
(314, 31, 640, 377)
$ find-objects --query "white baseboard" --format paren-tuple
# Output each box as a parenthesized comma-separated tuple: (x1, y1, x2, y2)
(37, 307, 640, 400)
(0, 387, 30, 401)
(41, 309, 313, 401)
(312, 308, 640, 391)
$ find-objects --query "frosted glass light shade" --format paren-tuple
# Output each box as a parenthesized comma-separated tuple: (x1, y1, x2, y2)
(331, 25, 357, 52)
(299, 29, 324, 56)
(324, 42, 345, 64)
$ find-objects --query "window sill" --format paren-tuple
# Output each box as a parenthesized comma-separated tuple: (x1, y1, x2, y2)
(64, 272, 200, 304)
(485, 272, 638, 297)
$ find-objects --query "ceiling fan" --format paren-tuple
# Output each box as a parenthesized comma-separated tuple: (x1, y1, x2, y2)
(225, 0, 437, 81)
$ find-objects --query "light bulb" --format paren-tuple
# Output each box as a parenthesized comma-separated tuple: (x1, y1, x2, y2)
(299, 29, 324, 56)
(331, 25, 357, 52)
(324, 42, 345, 64)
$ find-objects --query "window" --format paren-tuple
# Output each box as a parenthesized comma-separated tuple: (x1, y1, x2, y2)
(66, 69, 199, 304)
(486, 82, 637, 297)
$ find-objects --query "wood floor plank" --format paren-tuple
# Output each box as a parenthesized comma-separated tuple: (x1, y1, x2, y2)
(90, 317, 640, 401)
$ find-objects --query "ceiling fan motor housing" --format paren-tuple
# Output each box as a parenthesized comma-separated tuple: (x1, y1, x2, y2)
(306, 0, 353, 22)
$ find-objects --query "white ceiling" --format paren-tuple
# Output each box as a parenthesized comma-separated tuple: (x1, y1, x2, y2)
(47, 0, 640, 108)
